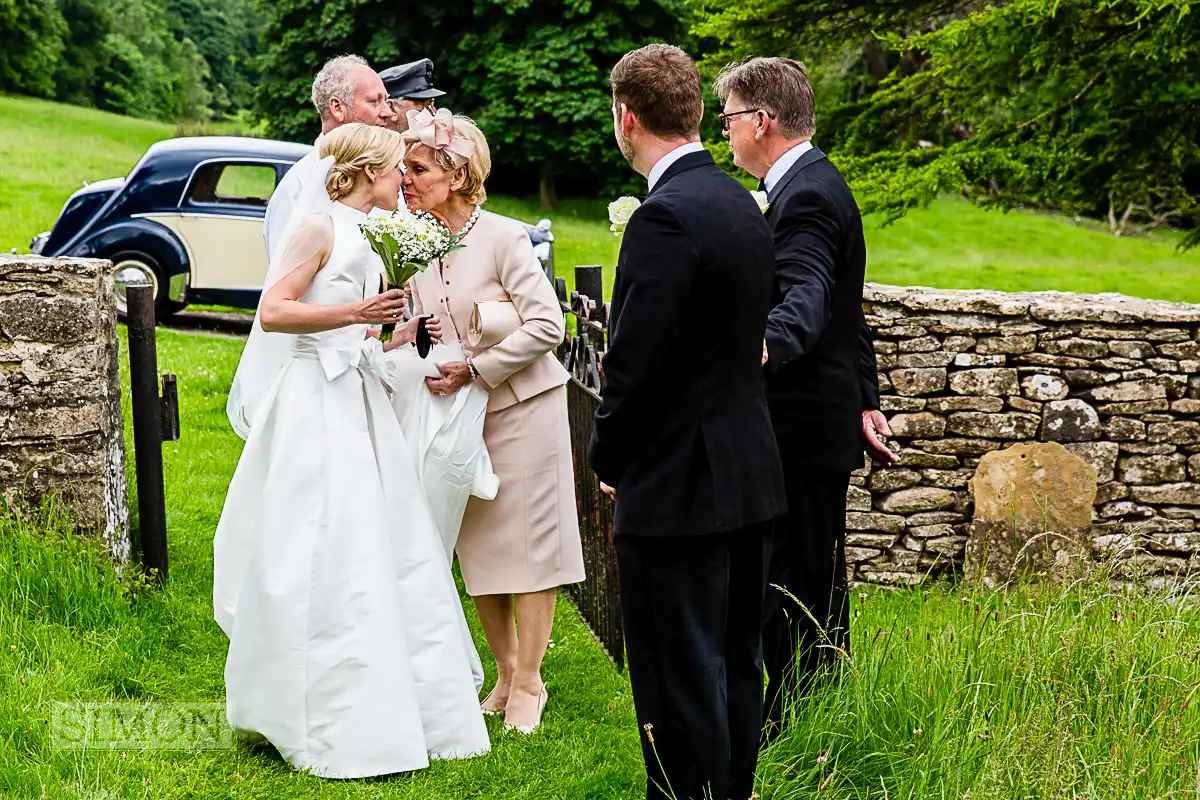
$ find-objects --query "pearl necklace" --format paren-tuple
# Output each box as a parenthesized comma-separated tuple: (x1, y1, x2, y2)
(450, 205, 482, 238)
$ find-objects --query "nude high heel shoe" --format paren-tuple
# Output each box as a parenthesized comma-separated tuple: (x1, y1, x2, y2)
(503, 684, 548, 734)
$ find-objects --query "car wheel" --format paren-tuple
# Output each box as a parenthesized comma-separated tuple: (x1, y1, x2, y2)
(110, 251, 171, 320)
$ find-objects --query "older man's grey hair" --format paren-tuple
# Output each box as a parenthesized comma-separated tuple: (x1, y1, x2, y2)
(714, 57, 815, 139)
(311, 54, 371, 122)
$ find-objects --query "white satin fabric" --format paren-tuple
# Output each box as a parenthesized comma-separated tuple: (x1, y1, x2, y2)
(385, 342, 499, 560)
(212, 201, 490, 779)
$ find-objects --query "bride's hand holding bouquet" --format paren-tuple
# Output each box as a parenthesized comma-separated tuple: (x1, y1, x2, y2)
(351, 287, 443, 352)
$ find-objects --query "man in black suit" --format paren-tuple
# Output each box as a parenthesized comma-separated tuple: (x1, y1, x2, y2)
(588, 44, 787, 800)
(714, 57, 899, 734)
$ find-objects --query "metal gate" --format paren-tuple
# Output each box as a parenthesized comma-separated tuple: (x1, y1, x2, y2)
(556, 265, 623, 670)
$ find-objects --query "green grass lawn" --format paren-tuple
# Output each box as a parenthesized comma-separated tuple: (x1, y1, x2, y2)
(862, 199, 1200, 303)
(1, 326, 1198, 797)
(0, 328, 643, 799)
(6, 92, 1200, 305)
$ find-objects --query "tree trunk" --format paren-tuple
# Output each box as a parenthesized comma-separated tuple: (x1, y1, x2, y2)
(898, 48, 929, 77)
(862, 37, 889, 83)
(539, 170, 558, 211)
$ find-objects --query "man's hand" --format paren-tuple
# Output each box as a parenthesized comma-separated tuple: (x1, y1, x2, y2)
(761, 339, 769, 366)
(862, 409, 899, 464)
(600, 482, 616, 497)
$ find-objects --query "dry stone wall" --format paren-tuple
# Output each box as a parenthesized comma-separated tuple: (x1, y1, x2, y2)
(852, 284, 1200, 588)
(0, 255, 129, 560)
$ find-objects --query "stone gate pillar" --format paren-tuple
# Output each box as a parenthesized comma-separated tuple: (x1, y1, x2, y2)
(0, 255, 129, 560)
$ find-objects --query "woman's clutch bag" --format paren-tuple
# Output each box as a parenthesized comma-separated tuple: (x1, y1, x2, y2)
(468, 299, 522, 349)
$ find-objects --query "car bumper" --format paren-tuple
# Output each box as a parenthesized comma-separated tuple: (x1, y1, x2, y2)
(30, 232, 49, 255)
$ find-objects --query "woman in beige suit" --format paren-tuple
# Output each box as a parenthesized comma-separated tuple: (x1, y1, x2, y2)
(400, 109, 584, 734)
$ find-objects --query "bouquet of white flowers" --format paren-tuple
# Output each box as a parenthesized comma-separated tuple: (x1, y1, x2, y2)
(360, 208, 465, 341)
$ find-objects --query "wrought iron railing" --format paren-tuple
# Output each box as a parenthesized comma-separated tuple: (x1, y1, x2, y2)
(555, 265, 623, 670)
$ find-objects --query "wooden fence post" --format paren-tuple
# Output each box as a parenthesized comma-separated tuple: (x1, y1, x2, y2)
(126, 285, 177, 581)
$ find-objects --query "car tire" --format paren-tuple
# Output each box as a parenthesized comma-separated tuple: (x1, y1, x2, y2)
(109, 250, 173, 321)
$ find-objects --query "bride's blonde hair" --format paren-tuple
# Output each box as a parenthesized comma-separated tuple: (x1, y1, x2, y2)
(319, 123, 404, 200)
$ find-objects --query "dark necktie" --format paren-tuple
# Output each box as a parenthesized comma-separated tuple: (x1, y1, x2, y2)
(757, 178, 766, 192)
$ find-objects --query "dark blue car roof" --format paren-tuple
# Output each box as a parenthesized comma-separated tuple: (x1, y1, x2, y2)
(143, 136, 312, 164)
(122, 136, 309, 213)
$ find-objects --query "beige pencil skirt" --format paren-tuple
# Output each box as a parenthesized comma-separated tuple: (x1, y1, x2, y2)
(456, 384, 585, 596)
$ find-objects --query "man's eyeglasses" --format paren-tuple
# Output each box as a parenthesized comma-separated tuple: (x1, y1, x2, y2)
(719, 108, 773, 132)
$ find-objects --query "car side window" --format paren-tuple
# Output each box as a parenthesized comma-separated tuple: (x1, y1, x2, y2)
(188, 164, 278, 208)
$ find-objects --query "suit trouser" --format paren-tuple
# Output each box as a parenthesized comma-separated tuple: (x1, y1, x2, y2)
(616, 522, 772, 800)
(761, 468, 852, 734)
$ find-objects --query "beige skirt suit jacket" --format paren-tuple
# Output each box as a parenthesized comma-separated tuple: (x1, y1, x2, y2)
(410, 210, 584, 596)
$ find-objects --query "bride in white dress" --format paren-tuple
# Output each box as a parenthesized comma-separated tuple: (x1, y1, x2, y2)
(213, 123, 490, 778)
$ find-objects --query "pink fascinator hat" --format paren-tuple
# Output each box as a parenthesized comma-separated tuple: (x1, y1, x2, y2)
(402, 108, 476, 166)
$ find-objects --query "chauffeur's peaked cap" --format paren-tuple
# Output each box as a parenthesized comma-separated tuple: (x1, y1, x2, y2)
(379, 59, 446, 100)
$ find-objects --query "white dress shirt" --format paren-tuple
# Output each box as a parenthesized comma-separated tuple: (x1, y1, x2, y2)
(763, 140, 814, 195)
(647, 141, 707, 192)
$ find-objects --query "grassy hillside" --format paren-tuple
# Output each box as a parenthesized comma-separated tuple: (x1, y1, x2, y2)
(0, 96, 173, 253)
(5, 93, 1200, 303)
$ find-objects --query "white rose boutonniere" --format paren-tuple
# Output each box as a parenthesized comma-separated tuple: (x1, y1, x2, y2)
(750, 190, 769, 214)
(608, 195, 641, 236)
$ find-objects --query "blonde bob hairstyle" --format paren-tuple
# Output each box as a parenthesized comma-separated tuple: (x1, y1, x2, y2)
(319, 123, 405, 201)
(405, 115, 491, 205)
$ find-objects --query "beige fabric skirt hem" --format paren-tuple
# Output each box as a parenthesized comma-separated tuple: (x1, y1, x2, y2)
(457, 384, 585, 596)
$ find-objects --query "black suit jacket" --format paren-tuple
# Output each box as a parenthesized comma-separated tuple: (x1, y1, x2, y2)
(762, 145, 880, 474)
(588, 150, 786, 538)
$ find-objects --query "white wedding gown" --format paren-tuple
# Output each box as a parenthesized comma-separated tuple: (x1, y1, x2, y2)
(212, 200, 490, 779)
(385, 341, 499, 560)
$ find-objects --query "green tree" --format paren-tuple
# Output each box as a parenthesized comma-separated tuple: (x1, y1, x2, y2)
(0, 0, 67, 97)
(52, 0, 114, 106)
(256, 0, 693, 203)
(693, 0, 979, 169)
(94, 0, 212, 121)
(836, 0, 1200, 247)
(694, 0, 1200, 246)
(255, 0, 464, 143)
(448, 0, 693, 205)
(24, 0, 256, 122)
(166, 0, 262, 116)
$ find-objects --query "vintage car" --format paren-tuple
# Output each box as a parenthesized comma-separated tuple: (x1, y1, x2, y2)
(32, 136, 555, 319)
